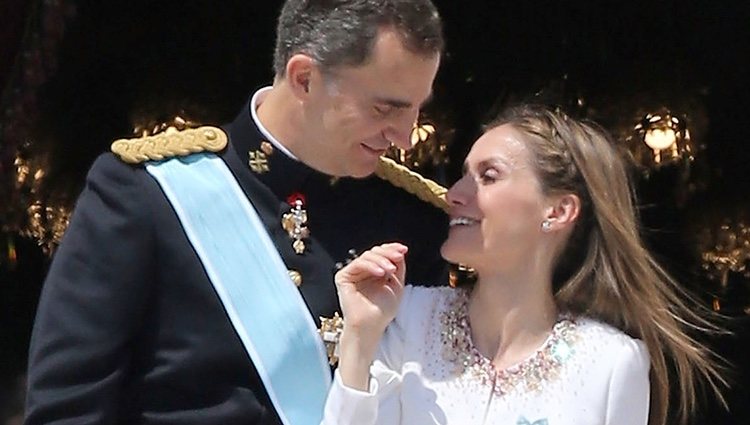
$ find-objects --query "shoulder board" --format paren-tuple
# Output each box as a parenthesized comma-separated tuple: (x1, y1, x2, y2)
(375, 156, 449, 212)
(111, 126, 228, 164)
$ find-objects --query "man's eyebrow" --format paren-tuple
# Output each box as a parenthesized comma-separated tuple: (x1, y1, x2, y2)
(374, 91, 434, 109)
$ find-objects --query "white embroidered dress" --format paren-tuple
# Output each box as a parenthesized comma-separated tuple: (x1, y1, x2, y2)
(322, 286, 650, 425)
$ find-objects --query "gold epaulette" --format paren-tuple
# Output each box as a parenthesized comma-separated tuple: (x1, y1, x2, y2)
(111, 126, 228, 164)
(375, 156, 449, 212)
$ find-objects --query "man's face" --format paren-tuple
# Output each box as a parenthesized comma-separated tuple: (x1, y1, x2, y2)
(304, 29, 440, 178)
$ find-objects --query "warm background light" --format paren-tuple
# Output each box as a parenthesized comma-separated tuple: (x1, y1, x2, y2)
(644, 127, 677, 150)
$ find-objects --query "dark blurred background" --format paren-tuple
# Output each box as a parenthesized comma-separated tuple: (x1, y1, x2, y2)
(1, 0, 749, 423)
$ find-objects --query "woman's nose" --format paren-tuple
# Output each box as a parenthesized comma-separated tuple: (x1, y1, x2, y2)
(446, 176, 472, 206)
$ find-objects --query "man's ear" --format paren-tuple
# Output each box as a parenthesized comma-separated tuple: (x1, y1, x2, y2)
(544, 193, 581, 231)
(285, 54, 316, 100)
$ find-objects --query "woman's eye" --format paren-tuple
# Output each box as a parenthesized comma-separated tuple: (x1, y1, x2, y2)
(479, 169, 499, 183)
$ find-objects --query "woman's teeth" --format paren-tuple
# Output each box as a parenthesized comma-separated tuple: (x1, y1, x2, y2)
(449, 217, 478, 227)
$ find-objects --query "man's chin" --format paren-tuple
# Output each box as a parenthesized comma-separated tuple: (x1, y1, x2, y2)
(344, 158, 379, 179)
(348, 168, 377, 179)
(328, 167, 375, 179)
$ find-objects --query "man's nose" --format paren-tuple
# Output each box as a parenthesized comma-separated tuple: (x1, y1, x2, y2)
(384, 109, 420, 150)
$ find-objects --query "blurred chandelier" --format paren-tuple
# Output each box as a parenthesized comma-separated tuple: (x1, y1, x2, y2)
(627, 108, 695, 170)
(10, 152, 71, 255)
(698, 218, 750, 314)
(386, 120, 449, 170)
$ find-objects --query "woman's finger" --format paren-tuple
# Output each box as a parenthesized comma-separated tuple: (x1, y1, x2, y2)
(358, 251, 397, 274)
(338, 256, 388, 282)
(371, 245, 407, 284)
(371, 244, 407, 264)
(378, 242, 408, 255)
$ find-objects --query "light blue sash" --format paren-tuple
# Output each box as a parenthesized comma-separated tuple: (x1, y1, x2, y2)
(146, 153, 331, 425)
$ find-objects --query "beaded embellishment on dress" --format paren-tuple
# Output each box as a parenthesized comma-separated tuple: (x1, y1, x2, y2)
(440, 288, 578, 396)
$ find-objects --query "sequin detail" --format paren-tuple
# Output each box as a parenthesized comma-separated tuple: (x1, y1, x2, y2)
(440, 288, 578, 396)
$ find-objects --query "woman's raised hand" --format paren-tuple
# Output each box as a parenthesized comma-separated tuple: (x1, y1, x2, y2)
(335, 243, 408, 337)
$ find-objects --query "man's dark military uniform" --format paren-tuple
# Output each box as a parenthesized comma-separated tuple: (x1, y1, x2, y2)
(25, 98, 449, 424)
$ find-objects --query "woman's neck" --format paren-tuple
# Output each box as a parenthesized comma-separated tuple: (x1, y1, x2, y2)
(467, 269, 558, 370)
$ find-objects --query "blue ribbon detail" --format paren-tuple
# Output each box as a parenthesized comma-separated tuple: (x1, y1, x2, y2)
(147, 153, 331, 425)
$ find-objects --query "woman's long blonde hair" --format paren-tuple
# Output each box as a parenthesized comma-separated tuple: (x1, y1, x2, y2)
(487, 104, 727, 425)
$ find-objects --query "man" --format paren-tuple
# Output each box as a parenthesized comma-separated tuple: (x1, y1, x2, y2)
(25, 1, 447, 424)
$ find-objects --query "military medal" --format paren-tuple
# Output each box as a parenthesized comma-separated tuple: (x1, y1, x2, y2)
(282, 192, 309, 254)
(248, 150, 269, 174)
(319, 312, 344, 366)
(248, 140, 275, 174)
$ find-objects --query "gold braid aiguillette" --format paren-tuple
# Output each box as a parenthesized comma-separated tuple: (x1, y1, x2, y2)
(111, 126, 228, 164)
(375, 156, 449, 212)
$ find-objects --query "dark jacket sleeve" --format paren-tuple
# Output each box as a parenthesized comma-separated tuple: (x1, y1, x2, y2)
(25, 154, 157, 424)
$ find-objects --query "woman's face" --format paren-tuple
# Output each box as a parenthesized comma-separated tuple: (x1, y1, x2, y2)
(440, 124, 549, 273)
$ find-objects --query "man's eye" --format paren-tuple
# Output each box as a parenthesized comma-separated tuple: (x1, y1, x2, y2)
(374, 105, 393, 116)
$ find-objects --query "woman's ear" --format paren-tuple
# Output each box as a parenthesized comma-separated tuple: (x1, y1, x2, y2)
(543, 193, 581, 231)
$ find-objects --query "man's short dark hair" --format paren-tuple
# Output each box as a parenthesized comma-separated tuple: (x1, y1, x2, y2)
(273, 0, 444, 77)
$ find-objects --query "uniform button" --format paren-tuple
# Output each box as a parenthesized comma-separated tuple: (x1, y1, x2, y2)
(260, 141, 274, 156)
(288, 270, 303, 287)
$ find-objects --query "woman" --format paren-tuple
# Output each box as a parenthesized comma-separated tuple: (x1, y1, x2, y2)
(321, 104, 727, 425)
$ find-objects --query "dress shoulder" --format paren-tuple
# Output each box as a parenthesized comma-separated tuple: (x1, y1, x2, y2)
(392, 285, 456, 333)
(570, 319, 650, 424)
(573, 317, 650, 366)
(399, 285, 456, 313)
(575, 317, 645, 345)
(402, 284, 456, 300)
